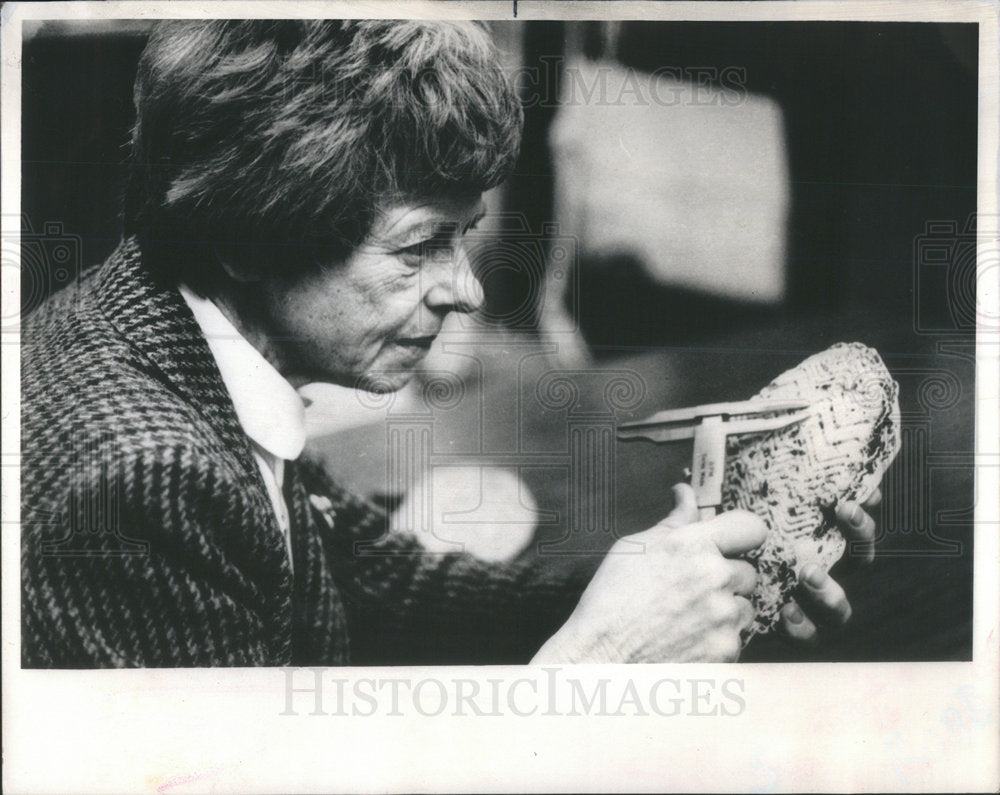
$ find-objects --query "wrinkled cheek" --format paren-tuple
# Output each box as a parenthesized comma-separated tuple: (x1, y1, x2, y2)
(333, 334, 393, 380)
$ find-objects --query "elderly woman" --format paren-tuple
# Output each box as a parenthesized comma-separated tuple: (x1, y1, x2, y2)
(21, 20, 877, 667)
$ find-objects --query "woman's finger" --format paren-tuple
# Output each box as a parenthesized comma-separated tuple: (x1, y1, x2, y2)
(734, 595, 756, 630)
(862, 487, 882, 508)
(726, 560, 759, 597)
(835, 502, 876, 564)
(797, 564, 852, 626)
(779, 599, 818, 643)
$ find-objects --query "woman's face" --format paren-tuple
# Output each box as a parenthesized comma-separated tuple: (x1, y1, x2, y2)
(259, 195, 487, 392)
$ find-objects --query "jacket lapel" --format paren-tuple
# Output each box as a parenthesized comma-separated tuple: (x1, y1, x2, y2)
(284, 460, 350, 665)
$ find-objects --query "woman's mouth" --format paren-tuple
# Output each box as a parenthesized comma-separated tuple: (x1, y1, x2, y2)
(396, 336, 437, 350)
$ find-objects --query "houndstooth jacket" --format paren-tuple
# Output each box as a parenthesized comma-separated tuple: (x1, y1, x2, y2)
(21, 238, 595, 668)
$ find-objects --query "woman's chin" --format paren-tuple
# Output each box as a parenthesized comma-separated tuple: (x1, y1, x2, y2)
(353, 370, 417, 394)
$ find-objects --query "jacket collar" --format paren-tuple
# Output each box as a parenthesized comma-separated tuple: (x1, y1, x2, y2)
(178, 284, 306, 462)
(94, 237, 260, 465)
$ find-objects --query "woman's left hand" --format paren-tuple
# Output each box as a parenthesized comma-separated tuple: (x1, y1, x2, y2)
(778, 488, 882, 643)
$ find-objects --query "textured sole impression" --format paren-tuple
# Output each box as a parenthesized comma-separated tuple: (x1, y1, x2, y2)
(720, 342, 901, 641)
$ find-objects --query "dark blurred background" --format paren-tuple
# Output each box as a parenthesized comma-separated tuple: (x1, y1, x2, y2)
(21, 20, 978, 662)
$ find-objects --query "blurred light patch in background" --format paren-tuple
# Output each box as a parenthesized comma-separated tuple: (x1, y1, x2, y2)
(391, 467, 538, 562)
(550, 57, 789, 304)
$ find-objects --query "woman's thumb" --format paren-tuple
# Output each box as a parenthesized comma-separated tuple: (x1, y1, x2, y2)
(662, 482, 699, 528)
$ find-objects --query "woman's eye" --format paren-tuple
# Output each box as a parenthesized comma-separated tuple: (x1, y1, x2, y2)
(399, 241, 427, 258)
(399, 237, 455, 261)
(397, 219, 479, 262)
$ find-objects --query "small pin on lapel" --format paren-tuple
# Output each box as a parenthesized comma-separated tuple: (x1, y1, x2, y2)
(309, 493, 337, 528)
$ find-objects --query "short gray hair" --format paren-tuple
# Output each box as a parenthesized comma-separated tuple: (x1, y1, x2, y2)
(124, 20, 523, 291)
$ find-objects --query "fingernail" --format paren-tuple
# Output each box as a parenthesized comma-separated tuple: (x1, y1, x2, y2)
(786, 605, 804, 624)
(804, 566, 825, 587)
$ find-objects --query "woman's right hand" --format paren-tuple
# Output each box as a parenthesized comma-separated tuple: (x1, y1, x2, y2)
(532, 484, 765, 664)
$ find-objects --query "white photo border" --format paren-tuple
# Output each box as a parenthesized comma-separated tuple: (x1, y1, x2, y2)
(2, 2, 997, 792)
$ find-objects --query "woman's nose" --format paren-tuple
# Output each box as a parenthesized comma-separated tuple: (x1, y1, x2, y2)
(426, 245, 484, 315)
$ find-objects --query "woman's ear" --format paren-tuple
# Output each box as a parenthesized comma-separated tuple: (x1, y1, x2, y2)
(214, 248, 264, 283)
